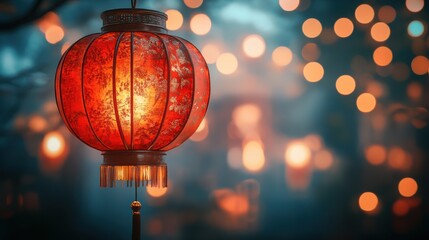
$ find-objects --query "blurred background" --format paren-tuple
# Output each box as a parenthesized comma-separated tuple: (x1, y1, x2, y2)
(1, 0, 428, 239)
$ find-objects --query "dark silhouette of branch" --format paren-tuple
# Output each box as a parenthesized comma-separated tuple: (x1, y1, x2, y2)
(0, 0, 68, 31)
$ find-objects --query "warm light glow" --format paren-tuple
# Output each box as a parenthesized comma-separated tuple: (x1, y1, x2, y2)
(45, 25, 64, 44)
(37, 11, 60, 33)
(201, 44, 220, 64)
(147, 186, 168, 198)
(373, 46, 393, 66)
(285, 142, 311, 168)
(242, 34, 266, 58)
(334, 18, 354, 38)
(302, 18, 322, 38)
(216, 53, 238, 75)
(233, 104, 261, 136)
(411, 56, 429, 75)
(370, 22, 390, 42)
(356, 93, 376, 113)
(359, 192, 378, 212)
(355, 4, 375, 24)
(365, 144, 386, 165)
(190, 13, 211, 35)
(407, 82, 422, 101)
(165, 9, 183, 31)
(398, 178, 418, 197)
(190, 118, 209, 142)
(408, 20, 424, 37)
(304, 134, 322, 151)
(388, 147, 411, 170)
(214, 189, 249, 216)
(227, 147, 242, 169)
(406, 0, 424, 13)
(184, 0, 203, 8)
(272, 46, 293, 67)
(313, 150, 333, 170)
(303, 62, 324, 82)
(29, 115, 47, 133)
(279, 0, 300, 11)
(301, 43, 320, 61)
(242, 140, 265, 172)
(42, 131, 65, 159)
(392, 199, 409, 216)
(378, 6, 396, 24)
(335, 75, 356, 95)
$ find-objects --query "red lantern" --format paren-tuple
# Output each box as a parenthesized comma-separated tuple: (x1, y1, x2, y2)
(55, 8, 210, 189)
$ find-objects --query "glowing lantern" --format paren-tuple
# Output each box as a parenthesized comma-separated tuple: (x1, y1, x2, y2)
(55, 2, 210, 239)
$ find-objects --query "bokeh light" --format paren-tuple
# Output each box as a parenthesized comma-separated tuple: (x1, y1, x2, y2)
(365, 145, 386, 165)
(28, 115, 47, 133)
(313, 150, 333, 170)
(41, 131, 65, 159)
(335, 75, 356, 95)
(405, 0, 424, 13)
(39, 131, 68, 174)
(190, 13, 211, 35)
(356, 93, 376, 113)
(355, 4, 374, 24)
(233, 104, 261, 137)
(407, 20, 424, 37)
(45, 25, 64, 44)
(334, 18, 354, 38)
(284, 142, 311, 168)
(411, 55, 428, 75)
(301, 43, 320, 61)
(373, 46, 393, 66)
(184, 0, 203, 9)
(378, 6, 396, 24)
(147, 186, 168, 198)
(242, 140, 265, 172)
(302, 18, 322, 38)
(388, 147, 412, 170)
(216, 53, 238, 75)
(359, 192, 378, 212)
(370, 22, 390, 42)
(392, 199, 409, 216)
(214, 189, 249, 216)
(279, 0, 300, 11)
(201, 44, 220, 64)
(242, 34, 266, 58)
(272, 46, 293, 67)
(398, 178, 418, 197)
(165, 9, 183, 31)
(303, 62, 324, 82)
(190, 118, 209, 142)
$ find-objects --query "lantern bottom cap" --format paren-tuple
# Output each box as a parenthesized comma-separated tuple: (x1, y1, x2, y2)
(100, 150, 167, 188)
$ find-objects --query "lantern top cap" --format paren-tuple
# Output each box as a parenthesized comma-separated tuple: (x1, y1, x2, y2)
(101, 8, 167, 33)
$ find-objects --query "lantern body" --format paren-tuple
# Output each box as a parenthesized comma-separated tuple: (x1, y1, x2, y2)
(55, 9, 210, 187)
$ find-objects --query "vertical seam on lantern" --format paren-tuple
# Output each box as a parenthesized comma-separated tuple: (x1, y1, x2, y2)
(160, 37, 196, 150)
(130, 32, 135, 150)
(147, 33, 170, 150)
(81, 33, 112, 150)
(112, 32, 129, 150)
(58, 34, 97, 146)
(57, 45, 78, 139)
(179, 36, 211, 125)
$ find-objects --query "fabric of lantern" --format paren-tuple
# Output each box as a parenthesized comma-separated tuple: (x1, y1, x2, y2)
(55, 32, 210, 151)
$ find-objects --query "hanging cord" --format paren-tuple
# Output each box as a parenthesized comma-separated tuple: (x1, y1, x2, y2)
(131, 0, 137, 8)
(131, 170, 141, 240)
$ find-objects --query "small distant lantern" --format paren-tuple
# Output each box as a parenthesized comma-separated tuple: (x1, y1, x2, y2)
(55, 1, 210, 239)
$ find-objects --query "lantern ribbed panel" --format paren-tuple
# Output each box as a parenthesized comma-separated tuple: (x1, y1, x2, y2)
(55, 32, 210, 152)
